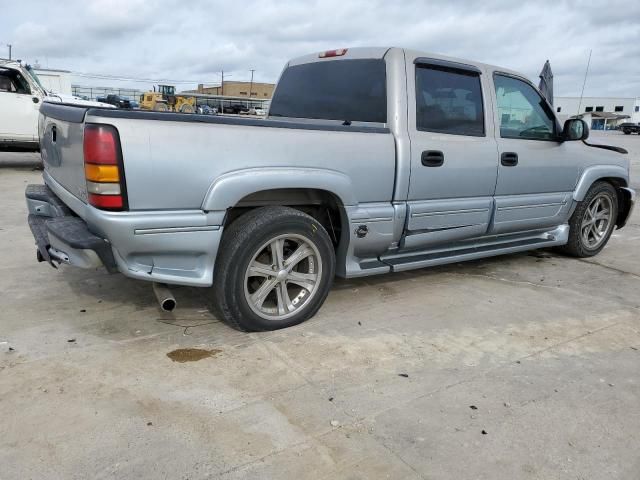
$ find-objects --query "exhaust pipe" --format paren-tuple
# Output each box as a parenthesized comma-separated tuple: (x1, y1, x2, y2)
(153, 283, 176, 312)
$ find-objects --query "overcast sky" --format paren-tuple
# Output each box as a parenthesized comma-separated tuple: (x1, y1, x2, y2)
(2, 0, 639, 97)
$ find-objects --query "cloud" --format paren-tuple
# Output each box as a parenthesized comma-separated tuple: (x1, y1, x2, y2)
(2, 0, 639, 96)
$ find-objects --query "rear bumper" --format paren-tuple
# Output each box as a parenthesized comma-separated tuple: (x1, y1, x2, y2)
(26, 184, 117, 271)
(26, 179, 224, 287)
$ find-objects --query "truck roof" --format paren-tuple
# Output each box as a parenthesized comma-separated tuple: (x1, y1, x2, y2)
(287, 46, 524, 79)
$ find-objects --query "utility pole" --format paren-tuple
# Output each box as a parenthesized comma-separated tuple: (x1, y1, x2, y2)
(6, 44, 12, 60)
(249, 69, 255, 98)
(221, 70, 224, 96)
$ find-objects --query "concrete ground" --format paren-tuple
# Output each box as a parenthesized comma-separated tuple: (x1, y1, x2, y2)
(1, 131, 639, 479)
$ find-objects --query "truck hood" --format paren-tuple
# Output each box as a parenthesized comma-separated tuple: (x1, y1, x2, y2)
(44, 94, 115, 109)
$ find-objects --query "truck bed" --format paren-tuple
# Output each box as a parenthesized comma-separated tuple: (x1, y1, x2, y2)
(39, 102, 396, 212)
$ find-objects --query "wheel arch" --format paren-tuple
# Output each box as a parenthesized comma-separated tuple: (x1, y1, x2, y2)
(573, 166, 629, 202)
(573, 167, 633, 228)
(202, 167, 358, 212)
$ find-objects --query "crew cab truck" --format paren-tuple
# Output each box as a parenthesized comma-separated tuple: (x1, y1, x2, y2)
(26, 47, 635, 331)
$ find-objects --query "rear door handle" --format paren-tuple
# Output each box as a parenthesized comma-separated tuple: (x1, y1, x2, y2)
(422, 150, 444, 167)
(501, 152, 518, 166)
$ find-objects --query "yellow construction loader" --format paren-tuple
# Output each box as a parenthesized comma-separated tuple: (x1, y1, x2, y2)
(139, 85, 196, 113)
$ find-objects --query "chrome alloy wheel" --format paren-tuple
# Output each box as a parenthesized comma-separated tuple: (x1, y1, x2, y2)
(581, 193, 613, 249)
(243, 234, 323, 321)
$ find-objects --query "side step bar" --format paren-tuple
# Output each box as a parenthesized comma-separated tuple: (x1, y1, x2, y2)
(380, 225, 569, 272)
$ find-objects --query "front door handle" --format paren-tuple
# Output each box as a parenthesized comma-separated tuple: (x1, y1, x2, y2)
(422, 150, 444, 167)
(501, 152, 518, 166)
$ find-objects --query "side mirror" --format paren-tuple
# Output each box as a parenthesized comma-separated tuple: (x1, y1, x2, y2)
(562, 118, 589, 141)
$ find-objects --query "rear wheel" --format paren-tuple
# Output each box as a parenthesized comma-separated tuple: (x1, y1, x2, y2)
(212, 207, 335, 331)
(180, 104, 194, 114)
(558, 181, 618, 257)
(623, 129, 631, 135)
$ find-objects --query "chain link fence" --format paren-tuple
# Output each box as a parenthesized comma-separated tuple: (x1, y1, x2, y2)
(71, 85, 143, 101)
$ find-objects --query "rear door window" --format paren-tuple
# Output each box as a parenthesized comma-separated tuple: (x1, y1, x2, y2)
(269, 59, 387, 123)
(415, 65, 485, 136)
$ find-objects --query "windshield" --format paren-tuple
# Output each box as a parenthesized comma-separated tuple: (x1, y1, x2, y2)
(25, 65, 47, 94)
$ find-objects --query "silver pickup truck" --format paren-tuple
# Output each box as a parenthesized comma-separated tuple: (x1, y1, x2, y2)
(26, 47, 635, 331)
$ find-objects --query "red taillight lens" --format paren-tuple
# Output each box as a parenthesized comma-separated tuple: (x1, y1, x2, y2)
(84, 124, 127, 211)
(319, 48, 348, 58)
(88, 193, 123, 209)
(84, 125, 118, 165)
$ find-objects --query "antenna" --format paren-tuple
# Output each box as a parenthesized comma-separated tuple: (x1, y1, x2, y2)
(576, 49, 592, 116)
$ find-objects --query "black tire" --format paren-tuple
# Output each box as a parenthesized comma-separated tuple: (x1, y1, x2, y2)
(623, 129, 631, 135)
(557, 181, 618, 257)
(212, 206, 335, 331)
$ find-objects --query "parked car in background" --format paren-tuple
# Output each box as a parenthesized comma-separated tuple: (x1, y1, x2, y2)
(96, 94, 136, 109)
(26, 47, 635, 332)
(0, 60, 112, 150)
(249, 107, 266, 116)
(197, 105, 218, 115)
(222, 104, 249, 114)
(620, 122, 640, 135)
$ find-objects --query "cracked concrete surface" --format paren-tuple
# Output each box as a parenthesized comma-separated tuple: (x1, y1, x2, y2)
(1, 131, 639, 479)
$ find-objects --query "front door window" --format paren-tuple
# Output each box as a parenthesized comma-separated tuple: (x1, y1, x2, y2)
(494, 74, 556, 140)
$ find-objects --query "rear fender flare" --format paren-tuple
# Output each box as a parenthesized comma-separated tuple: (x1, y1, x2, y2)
(201, 167, 358, 211)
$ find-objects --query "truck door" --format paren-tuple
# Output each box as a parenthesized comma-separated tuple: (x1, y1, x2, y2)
(404, 58, 499, 250)
(0, 69, 39, 143)
(490, 73, 579, 234)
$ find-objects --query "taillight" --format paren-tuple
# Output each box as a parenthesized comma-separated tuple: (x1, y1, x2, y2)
(83, 124, 127, 211)
(319, 48, 348, 58)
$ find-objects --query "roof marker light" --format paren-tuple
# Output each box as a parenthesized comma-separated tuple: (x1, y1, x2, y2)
(319, 49, 348, 58)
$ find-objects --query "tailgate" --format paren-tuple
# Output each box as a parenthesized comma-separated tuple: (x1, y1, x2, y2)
(39, 102, 89, 204)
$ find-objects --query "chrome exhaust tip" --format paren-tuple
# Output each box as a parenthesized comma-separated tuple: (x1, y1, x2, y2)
(152, 283, 176, 312)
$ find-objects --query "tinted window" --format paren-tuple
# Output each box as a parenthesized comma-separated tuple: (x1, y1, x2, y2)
(0, 69, 31, 94)
(615, 106, 624, 112)
(269, 59, 386, 123)
(585, 106, 593, 112)
(494, 74, 556, 140)
(415, 65, 484, 136)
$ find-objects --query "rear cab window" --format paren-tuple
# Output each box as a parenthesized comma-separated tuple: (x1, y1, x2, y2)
(269, 59, 387, 124)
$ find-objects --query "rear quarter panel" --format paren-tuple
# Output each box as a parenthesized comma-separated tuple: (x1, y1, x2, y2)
(87, 115, 397, 210)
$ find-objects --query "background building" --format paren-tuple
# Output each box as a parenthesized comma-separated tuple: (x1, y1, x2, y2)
(555, 96, 640, 129)
(189, 81, 275, 98)
(33, 67, 72, 95)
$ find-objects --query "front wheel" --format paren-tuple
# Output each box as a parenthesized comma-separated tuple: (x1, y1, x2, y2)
(558, 181, 618, 257)
(212, 207, 336, 331)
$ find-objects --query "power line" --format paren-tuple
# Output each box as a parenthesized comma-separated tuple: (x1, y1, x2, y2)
(72, 71, 223, 85)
